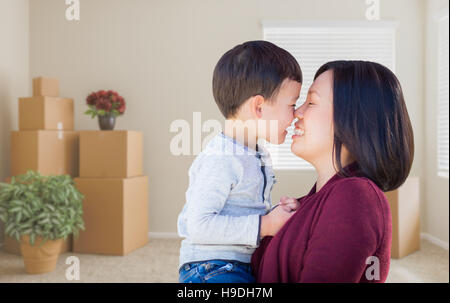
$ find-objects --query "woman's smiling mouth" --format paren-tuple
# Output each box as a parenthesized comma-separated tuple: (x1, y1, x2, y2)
(294, 128, 304, 136)
(292, 127, 305, 140)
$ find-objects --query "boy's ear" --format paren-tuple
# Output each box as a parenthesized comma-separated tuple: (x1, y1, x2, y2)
(250, 95, 265, 119)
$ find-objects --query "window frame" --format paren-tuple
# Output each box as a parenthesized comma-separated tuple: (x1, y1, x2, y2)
(435, 11, 449, 179)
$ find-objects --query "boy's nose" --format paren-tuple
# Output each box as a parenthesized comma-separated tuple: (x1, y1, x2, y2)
(294, 107, 303, 120)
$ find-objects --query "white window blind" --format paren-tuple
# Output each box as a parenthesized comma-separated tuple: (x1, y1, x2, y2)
(437, 14, 449, 178)
(262, 21, 397, 170)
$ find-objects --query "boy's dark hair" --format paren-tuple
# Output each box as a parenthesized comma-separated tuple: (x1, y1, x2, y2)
(314, 60, 414, 192)
(212, 40, 302, 118)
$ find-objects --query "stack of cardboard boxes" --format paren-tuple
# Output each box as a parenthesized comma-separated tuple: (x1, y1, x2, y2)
(3, 78, 148, 257)
(73, 131, 149, 255)
(4, 77, 78, 254)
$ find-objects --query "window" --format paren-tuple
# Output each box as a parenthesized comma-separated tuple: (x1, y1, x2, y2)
(262, 21, 397, 170)
(437, 14, 449, 178)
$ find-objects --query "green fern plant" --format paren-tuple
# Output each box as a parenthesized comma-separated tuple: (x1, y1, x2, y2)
(0, 171, 85, 246)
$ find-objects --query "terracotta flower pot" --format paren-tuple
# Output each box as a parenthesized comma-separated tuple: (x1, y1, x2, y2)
(20, 235, 63, 274)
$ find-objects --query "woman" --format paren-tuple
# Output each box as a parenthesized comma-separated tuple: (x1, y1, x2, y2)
(251, 61, 414, 283)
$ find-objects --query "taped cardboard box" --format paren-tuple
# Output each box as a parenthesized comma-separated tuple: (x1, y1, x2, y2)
(73, 176, 149, 255)
(1, 177, 72, 255)
(385, 177, 420, 259)
(19, 97, 74, 131)
(79, 131, 143, 178)
(32, 77, 59, 97)
(11, 130, 79, 177)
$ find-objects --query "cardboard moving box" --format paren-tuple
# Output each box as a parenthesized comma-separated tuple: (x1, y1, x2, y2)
(11, 130, 79, 177)
(79, 131, 143, 178)
(19, 97, 74, 131)
(1, 177, 72, 255)
(385, 177, 420, 259)
(73, 176, 149, 255)
(32, 77, 59, 97)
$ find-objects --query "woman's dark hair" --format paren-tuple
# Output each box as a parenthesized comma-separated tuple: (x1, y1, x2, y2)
(314, 60, 414, 192)
(213, 40, 302, 118)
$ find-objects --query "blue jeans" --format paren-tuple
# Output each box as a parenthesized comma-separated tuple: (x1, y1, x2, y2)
(179, 260, 256, 283)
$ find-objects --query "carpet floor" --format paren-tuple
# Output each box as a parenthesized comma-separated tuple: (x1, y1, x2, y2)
(0, 238, 448, 283)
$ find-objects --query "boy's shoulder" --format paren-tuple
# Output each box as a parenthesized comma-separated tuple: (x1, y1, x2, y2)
(189, 134, 240, 171)
(190, 133, 271, 175)
(198, 133, 272, 162)
(203, 133, 271, 157)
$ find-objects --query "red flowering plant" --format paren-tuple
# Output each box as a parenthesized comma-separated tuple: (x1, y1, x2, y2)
(84, 90, 126, 118)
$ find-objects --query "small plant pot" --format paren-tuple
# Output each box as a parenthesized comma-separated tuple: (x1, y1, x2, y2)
(20, 235, 63, 274)
(98, 114, 116, 130)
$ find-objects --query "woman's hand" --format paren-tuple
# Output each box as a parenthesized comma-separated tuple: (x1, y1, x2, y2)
(260, 205, 296, 238)
(279, 196, 301, 213)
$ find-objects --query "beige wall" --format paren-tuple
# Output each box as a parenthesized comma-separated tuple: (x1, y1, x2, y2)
(424, 0, 449, 245)
(0, 0, 29, 244)
(0, 0, 437, 241)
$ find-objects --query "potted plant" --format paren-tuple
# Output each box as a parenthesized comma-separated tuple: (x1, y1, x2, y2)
(0, 171, 85, 274)
(84, 90, 126, 130)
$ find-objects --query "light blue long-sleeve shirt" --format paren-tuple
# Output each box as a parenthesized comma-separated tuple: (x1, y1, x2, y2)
(177, 132, 277, 270)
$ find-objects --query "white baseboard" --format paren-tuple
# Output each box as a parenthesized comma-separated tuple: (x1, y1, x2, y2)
(421, 233, 449, 250)
(1, 232, 446, 249)
(1, 233, 179, 247)
(148, 232, 450, 249)
(148, 232, 180, 239)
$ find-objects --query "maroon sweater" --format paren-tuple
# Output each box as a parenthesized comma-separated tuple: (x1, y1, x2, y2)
(251, 162, 392, 283)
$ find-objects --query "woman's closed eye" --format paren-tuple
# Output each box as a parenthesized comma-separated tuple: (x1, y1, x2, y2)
(300, 100, 313, 107)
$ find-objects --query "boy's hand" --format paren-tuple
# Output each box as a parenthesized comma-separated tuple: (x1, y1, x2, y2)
(279, 196, 301, 213)
(260, 205, 296, 238)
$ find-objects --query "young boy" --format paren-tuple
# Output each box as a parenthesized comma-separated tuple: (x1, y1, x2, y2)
(177, 40, 303, 283)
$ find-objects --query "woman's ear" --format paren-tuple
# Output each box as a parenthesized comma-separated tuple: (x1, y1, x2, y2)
(249, 95, 265, 119)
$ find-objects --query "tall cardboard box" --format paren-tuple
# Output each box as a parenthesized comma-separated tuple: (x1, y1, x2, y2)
(32, 77, 59, 97)
(385, 177, 420, 259)
(73, 176, 149, 255)
(11, 130, 79, 177)
(1, 177, 72, 255)
(79, 131, 143, 178)
(19, 97, 74, 131)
